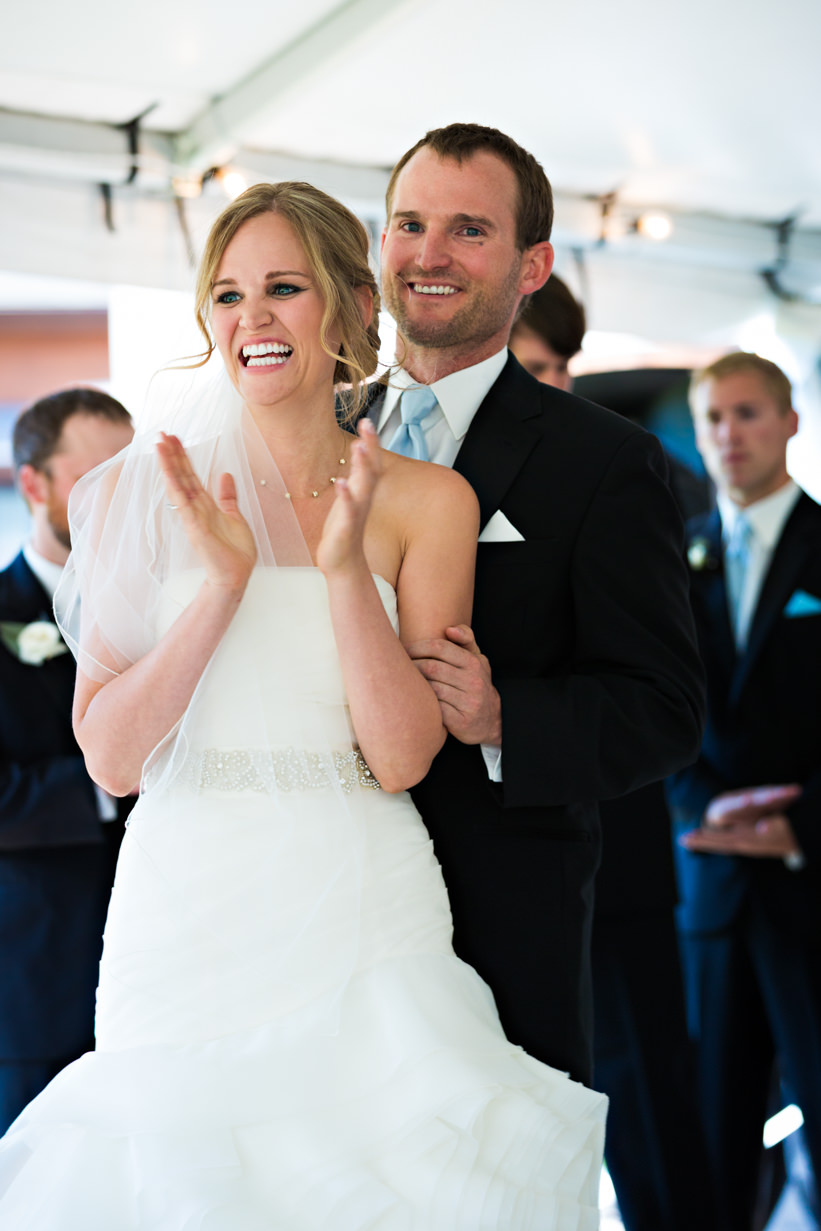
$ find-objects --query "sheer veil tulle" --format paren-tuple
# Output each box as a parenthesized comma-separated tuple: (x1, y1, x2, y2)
(55, 363, 314, 685)
(54, 363, 365, 1038)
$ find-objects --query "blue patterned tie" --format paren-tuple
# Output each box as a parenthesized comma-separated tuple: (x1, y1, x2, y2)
(387, 386, 440, 461)
(725, 513, 753, 649)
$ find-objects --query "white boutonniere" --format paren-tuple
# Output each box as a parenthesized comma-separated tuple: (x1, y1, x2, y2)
(687, 537, 718, 572)
(1, 620, 69, 665)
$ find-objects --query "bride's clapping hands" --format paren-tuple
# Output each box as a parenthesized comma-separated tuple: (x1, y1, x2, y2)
(317, 420, 382, 577)
(157, 432, 257, 592)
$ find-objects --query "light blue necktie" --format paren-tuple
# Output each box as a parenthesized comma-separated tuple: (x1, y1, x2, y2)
(387, 386, 440, 461)
(724, 513, 753, 648)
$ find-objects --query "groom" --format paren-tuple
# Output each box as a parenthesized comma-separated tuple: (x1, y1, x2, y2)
(374, 123, 705, 1085)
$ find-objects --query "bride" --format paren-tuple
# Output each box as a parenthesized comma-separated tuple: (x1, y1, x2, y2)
(0, 181, 606, 1229)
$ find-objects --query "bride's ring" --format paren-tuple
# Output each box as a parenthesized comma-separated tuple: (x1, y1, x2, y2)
(166, 503, 180, 510)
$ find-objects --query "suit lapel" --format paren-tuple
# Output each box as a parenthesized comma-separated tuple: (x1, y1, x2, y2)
(4, 552, 76, 714)
(691, 511, 736, 690)
(6, 551, 54, 621)
(360, 381, 387, 429)
(452, 356, 542, 533)
(730, 493, 817, 703)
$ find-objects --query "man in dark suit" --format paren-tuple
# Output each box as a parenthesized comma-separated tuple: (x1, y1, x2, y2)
(668, 351, 821, 1230)
(0, 387, 133, 1133)
(509, 279, 716, 1229)
(374, 122, 705, 1087)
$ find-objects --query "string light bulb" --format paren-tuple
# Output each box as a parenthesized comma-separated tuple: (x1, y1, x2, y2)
(217, 168, 248, 200)
(636, 211, 673, 241)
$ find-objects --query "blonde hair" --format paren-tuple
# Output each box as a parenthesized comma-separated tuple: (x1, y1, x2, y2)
(194, 182, 381, 418)
(690, 352, 793, 416)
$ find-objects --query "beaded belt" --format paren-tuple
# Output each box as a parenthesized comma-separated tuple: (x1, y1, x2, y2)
(182, 747, 381, 794)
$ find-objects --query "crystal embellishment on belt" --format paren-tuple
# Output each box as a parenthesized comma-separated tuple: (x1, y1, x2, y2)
(184, 747, 381, 794)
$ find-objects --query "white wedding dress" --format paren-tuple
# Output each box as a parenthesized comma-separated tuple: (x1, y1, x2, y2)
(0, 568, 606, 1230)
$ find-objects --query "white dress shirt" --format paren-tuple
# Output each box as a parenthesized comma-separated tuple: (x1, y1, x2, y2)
(22, 541, 64, 600)
(718, 479, 801, 650)
(376, 349, 508, 469)
(23, 541, 118, 821)
(377, 349, 509, 780)
(718, 480, 804, 868)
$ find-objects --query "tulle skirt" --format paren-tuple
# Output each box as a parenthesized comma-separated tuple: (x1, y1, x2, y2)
(0, 777, 606, 1229)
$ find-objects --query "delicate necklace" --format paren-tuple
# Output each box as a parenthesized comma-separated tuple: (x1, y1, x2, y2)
(259, 454, 348, 500)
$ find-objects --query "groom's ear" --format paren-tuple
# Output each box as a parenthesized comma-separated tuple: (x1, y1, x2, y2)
(17, 463, 48, 510)
(518, 242, 554, 297)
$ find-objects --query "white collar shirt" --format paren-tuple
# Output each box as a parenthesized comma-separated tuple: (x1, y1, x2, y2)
(717, 478, 801, 649)
(376, 348, 508, 468)
(22, 542, 64, 601)
(717, 478, 806, 870)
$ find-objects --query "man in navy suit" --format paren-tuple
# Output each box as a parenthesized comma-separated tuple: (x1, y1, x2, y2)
(668, 352, 821, 1230)
(373, 122, 705, 1087)
(0, 388, 133, 1133)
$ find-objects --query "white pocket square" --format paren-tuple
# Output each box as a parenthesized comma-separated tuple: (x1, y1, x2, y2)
(478, 510, 525, 543)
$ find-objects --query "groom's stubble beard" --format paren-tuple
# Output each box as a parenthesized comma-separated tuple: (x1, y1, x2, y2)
(381, 257, 523, 352)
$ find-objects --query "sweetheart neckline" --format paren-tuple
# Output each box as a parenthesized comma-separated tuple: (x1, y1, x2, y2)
(252, 567, 396, 596)
(170, 566, 396, 596)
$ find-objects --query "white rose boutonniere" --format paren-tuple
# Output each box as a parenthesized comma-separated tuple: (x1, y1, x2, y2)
(687, 537, 718, 572)
(1, 620, 69, 665)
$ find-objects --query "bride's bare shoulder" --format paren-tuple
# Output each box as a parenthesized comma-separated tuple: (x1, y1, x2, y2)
(377, 449, 478, 521)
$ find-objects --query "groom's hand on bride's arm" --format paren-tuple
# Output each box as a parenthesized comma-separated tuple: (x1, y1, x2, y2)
(406, 625, 502, 746)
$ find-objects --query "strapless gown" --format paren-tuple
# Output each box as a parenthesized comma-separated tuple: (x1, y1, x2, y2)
(0, 569, 606, 1229)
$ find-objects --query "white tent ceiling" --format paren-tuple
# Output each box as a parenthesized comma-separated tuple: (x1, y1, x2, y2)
(1, 0, 820, 344)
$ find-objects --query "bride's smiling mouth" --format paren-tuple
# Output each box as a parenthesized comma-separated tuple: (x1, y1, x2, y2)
(240, 342, 294, 368)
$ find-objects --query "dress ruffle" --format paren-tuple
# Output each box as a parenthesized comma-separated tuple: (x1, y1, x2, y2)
(0, 957, 604, 1230)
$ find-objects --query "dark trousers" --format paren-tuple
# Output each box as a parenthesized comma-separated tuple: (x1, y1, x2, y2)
(680, 901, 821, 1231)
(593, 908, 717, 1231)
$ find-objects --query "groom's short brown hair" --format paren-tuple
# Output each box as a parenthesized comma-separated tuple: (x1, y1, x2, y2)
(386, 122, 554, 252)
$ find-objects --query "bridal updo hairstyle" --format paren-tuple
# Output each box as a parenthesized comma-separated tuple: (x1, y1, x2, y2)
(194, 181, 381, 418)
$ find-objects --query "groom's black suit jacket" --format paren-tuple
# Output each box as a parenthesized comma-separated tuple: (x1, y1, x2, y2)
(0, 552, 125, 1062)
(370, 354, 705, 1084)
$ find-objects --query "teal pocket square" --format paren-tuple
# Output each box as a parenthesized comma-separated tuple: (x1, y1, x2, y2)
(784, 589, 821, 618)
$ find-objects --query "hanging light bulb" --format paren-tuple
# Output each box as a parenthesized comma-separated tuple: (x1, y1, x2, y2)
(217, 167, 248, 200)
(636, 211, 673, 241)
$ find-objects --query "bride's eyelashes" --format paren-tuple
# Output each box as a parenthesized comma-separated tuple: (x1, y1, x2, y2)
(213, 289, 241, 305)
(212, 283, 305, 307)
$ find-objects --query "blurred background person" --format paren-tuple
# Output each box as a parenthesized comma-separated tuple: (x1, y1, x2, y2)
(0, 387, 134, 1133)
(511, 278, 717, 1231)
(670, 353, 821, 1231)
(508, 272, 585, 393)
